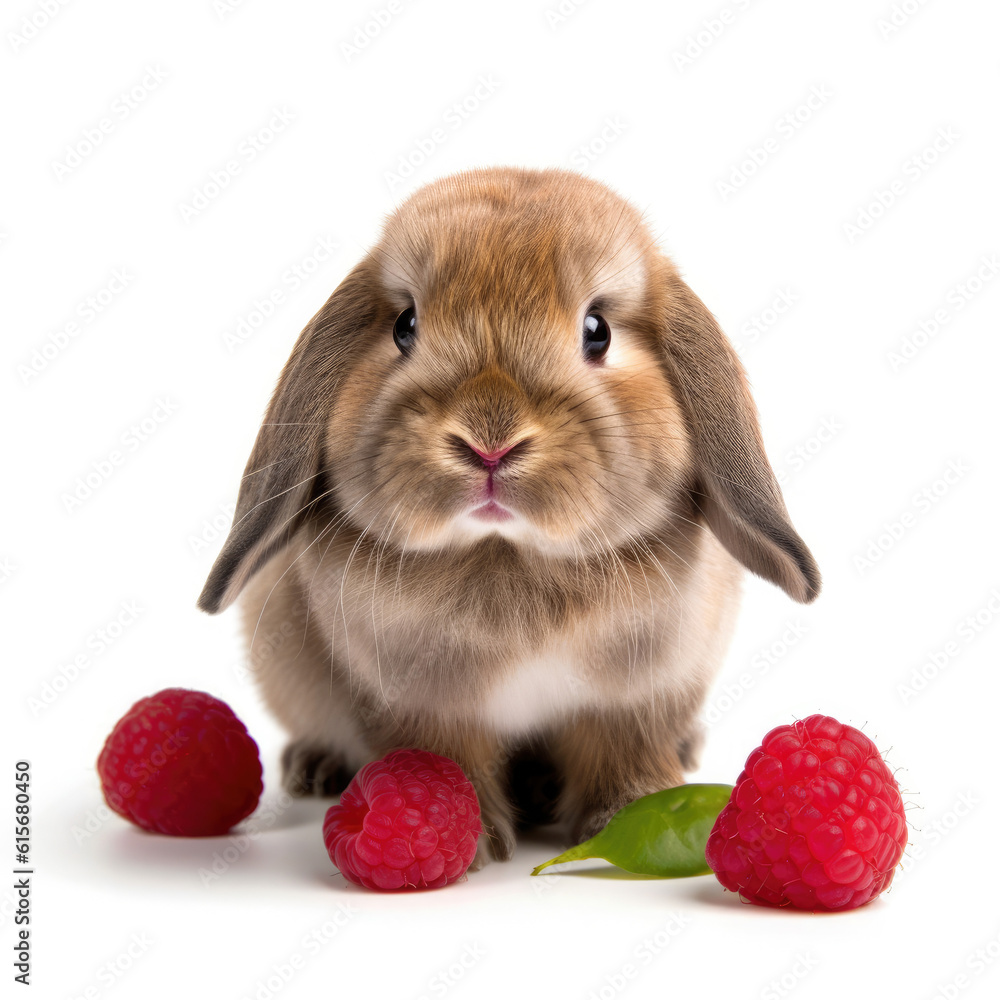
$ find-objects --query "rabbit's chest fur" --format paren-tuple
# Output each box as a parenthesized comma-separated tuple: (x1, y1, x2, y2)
(476, 639, 619, 735)
(271, 522, 741, 738)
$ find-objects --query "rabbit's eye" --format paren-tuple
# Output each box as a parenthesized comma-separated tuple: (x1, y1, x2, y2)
(583, 312, 611, 359)
(393, 307, 417, 354)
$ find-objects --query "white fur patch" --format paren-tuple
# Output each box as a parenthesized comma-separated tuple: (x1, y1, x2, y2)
(479, 640, 593, 736)
(451, 506, 534, 545)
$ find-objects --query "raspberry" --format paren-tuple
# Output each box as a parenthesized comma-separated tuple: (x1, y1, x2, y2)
(706, 714, 907, 911)
(97, 688, 263, 837)
(323, 749, 481, 891)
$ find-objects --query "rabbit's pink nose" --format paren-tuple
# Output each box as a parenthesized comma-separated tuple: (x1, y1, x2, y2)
(469, 443, 516, 466)
(453, 436, 529, 470)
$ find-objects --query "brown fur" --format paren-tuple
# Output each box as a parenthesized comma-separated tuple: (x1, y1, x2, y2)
(198, 167, 820, 865)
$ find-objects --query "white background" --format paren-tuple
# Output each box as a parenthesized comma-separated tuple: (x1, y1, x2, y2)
(4, 1, 1000, 998)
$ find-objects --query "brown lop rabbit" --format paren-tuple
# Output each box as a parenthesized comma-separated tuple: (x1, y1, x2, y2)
(198, 166, 820, 867)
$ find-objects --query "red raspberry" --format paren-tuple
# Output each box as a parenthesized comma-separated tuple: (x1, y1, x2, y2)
(97, 688, 262, 837)
(706, 714, 907, 911)
(323, 749, 481, 891)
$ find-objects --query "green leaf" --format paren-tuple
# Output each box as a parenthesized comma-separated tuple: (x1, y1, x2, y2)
(530, 783, 734, 878)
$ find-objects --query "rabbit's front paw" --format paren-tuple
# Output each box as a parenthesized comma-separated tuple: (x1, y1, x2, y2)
(280, 739, 354, 797)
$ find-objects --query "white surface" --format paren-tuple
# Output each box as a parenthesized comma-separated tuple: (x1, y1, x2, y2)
(4, 1, 1000, 998)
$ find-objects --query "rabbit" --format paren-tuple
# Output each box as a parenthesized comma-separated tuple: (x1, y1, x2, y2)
(197, 166, 820, 867)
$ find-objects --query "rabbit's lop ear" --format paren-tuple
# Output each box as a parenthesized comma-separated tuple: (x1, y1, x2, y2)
(197, 261, 379, 614)
(658, 264, 821, 604)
